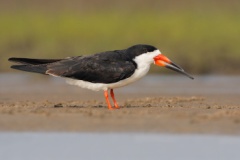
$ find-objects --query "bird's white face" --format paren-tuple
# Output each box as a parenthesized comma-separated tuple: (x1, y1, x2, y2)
(134, 49, 161, 65)
(134, 48, 194, 79)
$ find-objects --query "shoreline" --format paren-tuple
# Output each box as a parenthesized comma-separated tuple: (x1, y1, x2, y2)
(1, 74, 240, 134)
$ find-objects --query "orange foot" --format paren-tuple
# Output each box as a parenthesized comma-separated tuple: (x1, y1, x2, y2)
(114, 104, 120, 109)
(110, 89, 120, 109)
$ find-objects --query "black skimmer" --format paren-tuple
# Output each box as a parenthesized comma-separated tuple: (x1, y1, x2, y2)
(9, 44, 194, 110)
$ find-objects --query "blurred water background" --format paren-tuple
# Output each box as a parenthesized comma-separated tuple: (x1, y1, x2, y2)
(1, 133, 240, 160)
(1, 0, 240, 74)
(1, 74, 240, 105)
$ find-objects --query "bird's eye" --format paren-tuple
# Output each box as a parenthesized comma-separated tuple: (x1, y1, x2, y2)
(143, 48, 148, 53)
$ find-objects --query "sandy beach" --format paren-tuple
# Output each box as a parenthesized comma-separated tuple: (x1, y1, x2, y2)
(1, 74, 240, 134)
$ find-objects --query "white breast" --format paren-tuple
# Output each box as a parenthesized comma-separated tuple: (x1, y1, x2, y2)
(66, 50, 161, 91)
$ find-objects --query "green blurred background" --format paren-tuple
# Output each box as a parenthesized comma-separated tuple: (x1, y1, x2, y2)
(1, 0, 240, 74)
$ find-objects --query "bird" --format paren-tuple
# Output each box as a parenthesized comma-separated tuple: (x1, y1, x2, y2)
(9, 44, 194, 110)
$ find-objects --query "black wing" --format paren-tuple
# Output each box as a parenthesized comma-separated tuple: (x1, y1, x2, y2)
(46, 51, 137, 83)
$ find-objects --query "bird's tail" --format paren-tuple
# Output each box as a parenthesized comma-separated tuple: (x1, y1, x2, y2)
(8, 57, 62, 65)
(8, 57, 62, 74)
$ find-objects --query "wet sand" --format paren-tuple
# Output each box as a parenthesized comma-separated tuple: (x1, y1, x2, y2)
(1, 74, 240, 134)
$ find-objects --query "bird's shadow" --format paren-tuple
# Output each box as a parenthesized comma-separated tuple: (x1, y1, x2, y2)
(124, 104, 153, 108)
(65, 104, 106, 109)
(66, 105, 86, 108)
(53, 103, 152, 109)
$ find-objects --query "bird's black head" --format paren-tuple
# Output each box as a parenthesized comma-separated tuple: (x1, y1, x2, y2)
(126, 44, 158, 59)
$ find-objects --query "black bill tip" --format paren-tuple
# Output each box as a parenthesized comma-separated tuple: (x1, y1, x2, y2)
(166, 62, 194, 80)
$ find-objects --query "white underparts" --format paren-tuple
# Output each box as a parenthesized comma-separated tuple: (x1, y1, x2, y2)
(66, 50, 161, 91)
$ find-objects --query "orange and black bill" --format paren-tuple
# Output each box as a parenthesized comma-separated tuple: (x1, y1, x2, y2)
(154, 54, 194, 80)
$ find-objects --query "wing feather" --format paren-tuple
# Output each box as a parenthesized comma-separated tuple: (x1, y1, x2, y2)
(46, 52, 136, 83)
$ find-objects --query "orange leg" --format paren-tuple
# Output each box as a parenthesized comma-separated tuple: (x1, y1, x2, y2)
(104, 90, 114, 110)
(110, 89, 120, 109)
